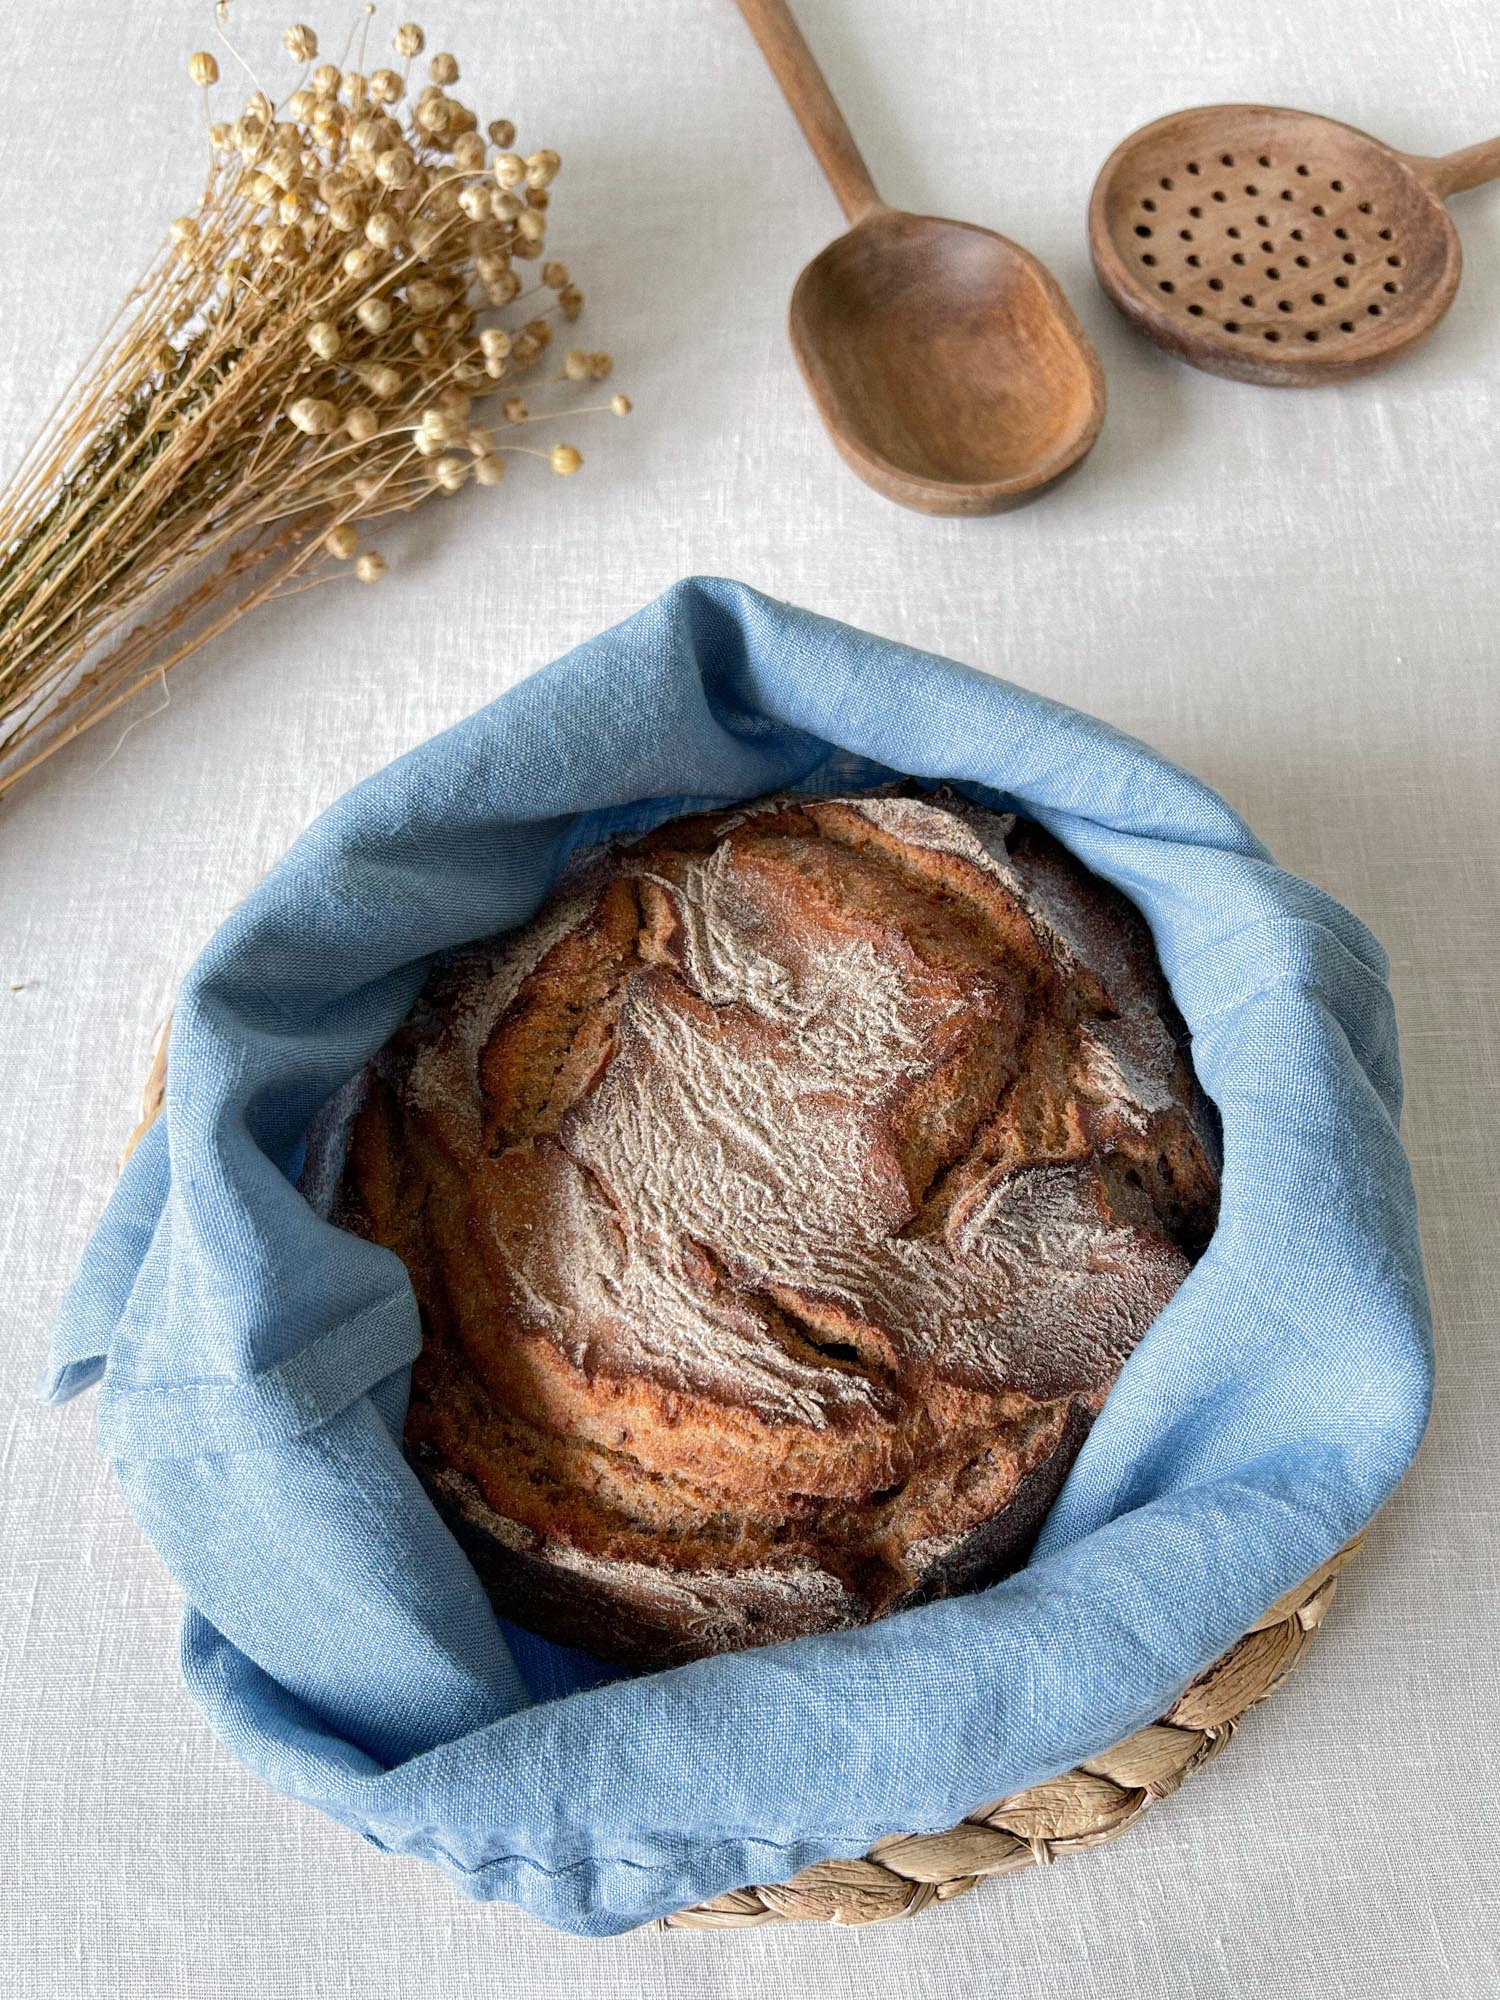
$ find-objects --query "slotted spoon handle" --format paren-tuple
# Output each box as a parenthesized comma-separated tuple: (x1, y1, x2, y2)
(1407, 134, 1500, 199)
(733, 0, 885, 223)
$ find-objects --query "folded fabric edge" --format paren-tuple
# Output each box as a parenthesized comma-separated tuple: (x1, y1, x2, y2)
(91, 1285, 421, 1461)
(178, 1443, 1414, 1937)
(34, 1355, 105, 1405)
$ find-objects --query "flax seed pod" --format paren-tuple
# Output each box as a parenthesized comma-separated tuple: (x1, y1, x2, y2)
(288, 396, 339, 435)
(356, 295, 393, 335)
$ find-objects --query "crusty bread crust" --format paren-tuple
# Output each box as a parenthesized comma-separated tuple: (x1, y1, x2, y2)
(325, 789, 1219, 1668)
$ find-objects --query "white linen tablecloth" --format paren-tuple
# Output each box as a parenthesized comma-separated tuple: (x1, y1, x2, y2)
(2, 1, 1496, 1993)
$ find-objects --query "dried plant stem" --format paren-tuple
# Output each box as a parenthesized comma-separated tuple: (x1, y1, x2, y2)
(0, 528, 312, 798)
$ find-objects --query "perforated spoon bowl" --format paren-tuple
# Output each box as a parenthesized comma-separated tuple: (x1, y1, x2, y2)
(1088, 104, 1500, 385)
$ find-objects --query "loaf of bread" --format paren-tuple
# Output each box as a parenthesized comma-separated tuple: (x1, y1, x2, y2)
(322, 788, 1219, 1669)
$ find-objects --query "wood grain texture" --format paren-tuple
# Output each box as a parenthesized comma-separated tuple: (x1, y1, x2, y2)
(733, 0, 1105, 511)
(731, 0, 881, 223)
(789, 210, 1106, 514)
(1089, 103, 1500, 386)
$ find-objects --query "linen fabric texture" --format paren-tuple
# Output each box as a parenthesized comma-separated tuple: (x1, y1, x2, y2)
(41, 578, 1432, 1936)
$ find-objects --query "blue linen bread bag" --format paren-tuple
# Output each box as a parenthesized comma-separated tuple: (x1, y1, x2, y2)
(42, 577, 1431, 1935)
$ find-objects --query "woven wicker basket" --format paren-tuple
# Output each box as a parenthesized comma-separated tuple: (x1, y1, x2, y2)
(122, 1033, 1360, 1931)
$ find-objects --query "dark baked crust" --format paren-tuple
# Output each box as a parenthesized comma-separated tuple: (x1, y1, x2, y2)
(324, 788, 1219, 1669)
(408, 1396, 1097, 1670)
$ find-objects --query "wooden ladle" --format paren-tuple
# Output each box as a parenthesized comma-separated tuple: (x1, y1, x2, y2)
(733, 0, 1105, 514)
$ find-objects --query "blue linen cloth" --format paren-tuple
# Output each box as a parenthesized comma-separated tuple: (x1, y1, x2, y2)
(42, 577, 1432, 1935)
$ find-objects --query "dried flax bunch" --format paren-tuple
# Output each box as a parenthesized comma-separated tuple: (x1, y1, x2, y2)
(0, 9, 629, 801)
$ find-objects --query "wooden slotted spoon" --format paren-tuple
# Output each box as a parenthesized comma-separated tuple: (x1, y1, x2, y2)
(1089, 104, 1500, 384)
(734, 0, 1105, 512)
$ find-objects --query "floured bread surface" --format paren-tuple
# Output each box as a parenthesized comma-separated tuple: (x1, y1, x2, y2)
(328, 789, 1219, 1667)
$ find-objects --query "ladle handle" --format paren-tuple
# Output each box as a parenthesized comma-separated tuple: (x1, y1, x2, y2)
(732, 0, 884, 223)
(1411, 134, 1500, 199)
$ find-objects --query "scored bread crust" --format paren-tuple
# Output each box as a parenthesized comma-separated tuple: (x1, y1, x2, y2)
(319, 788, 1219, 1669)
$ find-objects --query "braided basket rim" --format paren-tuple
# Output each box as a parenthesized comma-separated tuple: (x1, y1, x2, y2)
(659, 1536, 1360, 1927)
(120, 1026, 1362, 1933)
